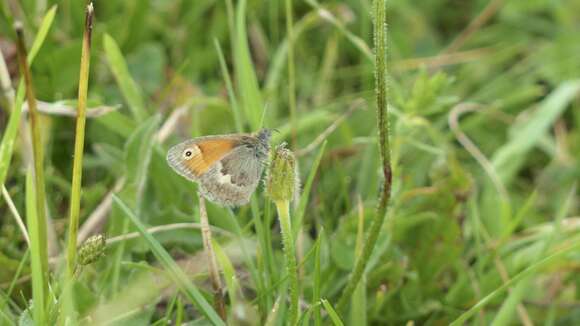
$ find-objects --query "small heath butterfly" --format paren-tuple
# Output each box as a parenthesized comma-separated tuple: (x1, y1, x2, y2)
(166, 129, 271, 206)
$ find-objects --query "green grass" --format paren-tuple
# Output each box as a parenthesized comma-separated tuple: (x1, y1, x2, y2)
(1, 0, 580, 325)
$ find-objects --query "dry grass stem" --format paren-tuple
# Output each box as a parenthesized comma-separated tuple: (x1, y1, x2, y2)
(198, 192, 227, 321)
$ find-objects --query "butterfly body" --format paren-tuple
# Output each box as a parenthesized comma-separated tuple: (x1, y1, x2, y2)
(167, 129, 271, 206)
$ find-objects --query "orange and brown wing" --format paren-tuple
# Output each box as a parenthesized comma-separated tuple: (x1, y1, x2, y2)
(166, 137, 239, 181)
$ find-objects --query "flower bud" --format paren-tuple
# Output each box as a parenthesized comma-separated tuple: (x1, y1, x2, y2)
(78, 234, 106, 266)
(266, 143, 299, 202)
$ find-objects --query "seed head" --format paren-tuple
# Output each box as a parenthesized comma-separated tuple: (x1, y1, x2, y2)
(266, 143, 299, 202)
(78, 234, 106, 266)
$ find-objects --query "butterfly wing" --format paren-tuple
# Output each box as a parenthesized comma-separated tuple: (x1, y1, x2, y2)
(199, 144, 266, 206)
(166, 136, 240, 181)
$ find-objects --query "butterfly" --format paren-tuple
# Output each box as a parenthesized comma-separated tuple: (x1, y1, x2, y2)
(166, 129, 271, 206)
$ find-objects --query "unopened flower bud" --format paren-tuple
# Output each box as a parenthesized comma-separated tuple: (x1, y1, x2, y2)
(266, 143, 299, 202)
(78, 234, 106, 266)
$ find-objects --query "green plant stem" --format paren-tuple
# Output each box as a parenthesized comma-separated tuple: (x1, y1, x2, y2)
(25, 171, 46, 325)
(66, 2, 94, 278)
(285, 0, 297, 146)
(313, 230, 323, 326)
(337, 0, 390, 310)
(113, 195, 225, 326)
(275, 200, 299, 325)
(15, 23, 49, 317)
(0, 5, 57, 190)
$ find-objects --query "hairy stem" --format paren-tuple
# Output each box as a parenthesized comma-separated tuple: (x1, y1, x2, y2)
(276, 200, 299, 325)
(337, 0, 391, 310)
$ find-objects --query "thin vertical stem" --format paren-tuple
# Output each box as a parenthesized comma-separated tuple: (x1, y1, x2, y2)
(0, 52, 15, 106)
(276, 200, 299, 325)
(313, 230, 323, 326)
(2, 185, 30, 245)
(198, 193, 227, 321)
(337, 0, 391, 310)
(66, 1, 94, 277)
(15, 21, 49, 306)
(285, 0, 297, 147)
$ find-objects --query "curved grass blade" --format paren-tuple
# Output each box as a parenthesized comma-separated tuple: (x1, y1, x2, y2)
(450, 237, 580, 325)
(321, 299, 344, 326)
(293, 141, 326, 237)
(0, 5, 58, 189)
(103, 34, 148, 122)
(234, 0, 264, 130)
(112, 195, 225, 326)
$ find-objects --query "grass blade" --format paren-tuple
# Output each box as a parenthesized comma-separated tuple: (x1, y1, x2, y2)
(112, 195, 225, 326)
(337, 0, 391, 309)
(27, 5, 58, 64)
(66, 1, 94, 277)
(313, 230, 324, 326)
(103, 33, 148, 122)
(321, 299, 344, 326)
(293, 141, 326, 237)
(214, 38, 243, 132)
(213, 239, 239, 309)
(15, 23, 49, 324)
(492, 186, 575, 325)
(25, 170, 46, 325)
(234, 0, 264, 130)
(0, 5, 58, 191)
(350, 199, 367, 325)
(492, 80, 580, 184)
(450, 237, 580, 325)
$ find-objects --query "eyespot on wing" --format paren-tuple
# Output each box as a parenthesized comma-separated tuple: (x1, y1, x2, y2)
(166, 138, 238, 180)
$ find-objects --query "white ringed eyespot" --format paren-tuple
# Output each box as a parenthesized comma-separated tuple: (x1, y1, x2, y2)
(183, 149, 194, 160)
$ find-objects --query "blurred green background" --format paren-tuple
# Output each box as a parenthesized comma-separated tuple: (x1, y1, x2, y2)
(1, 0, 580, 325)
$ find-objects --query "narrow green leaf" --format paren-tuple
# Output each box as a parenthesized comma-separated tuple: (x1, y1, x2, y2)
(213, 240, 239, 308)
(25, 171, 46, 325)
(27, 5, 58, 64)
(492, 186, 575, 325)
(321, 299, 344, 326)
(124, 115, 161, 190)
(103, 34, 148, 122)
(234, 0, 264, 130)
(112, 195, 225, 326)
(492, 80, 580, 183)
(293, 141, 326, 237)
(214, 39, 243, 132)
(0, 5, 58, 188)
(313, 230, 324, 326)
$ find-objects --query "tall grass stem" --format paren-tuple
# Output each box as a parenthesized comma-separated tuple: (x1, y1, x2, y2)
(198, 193, 227, 321)
(66, 1, 94, 278)
(337, 0, 391, 310)
(15, 22, 49, 323)
(275, 200, 299, 325)
(0, 5, 57, 189)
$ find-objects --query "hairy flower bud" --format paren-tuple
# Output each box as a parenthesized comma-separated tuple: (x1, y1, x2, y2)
(266, 143, 299, 202)
(78, 234, 106, 266)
